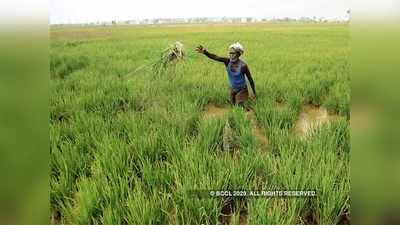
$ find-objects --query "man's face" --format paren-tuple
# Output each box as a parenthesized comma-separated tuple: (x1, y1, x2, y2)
(229, 50, 239, 62)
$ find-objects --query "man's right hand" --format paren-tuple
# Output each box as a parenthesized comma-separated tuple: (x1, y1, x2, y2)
(196, 45, 206, 54)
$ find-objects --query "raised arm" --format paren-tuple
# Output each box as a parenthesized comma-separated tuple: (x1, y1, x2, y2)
(196, 45, 229, 65)
(243, 64, 257, 97)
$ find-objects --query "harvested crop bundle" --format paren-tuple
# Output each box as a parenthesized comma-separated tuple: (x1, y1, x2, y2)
(153, 41, 185, 76)
(124, 41, 185, 78)
(168, 41, 184, 61)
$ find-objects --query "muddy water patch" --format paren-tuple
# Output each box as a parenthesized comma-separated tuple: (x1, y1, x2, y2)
(294, 105, 340, 137)
(201, 104, 268, 152)
(202, 103, 229, 119)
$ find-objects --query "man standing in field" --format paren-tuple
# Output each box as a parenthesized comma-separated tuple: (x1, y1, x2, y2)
(196, 43, 256, 107)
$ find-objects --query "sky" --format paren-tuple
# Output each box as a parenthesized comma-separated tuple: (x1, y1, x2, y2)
(49, 0, 349, 24)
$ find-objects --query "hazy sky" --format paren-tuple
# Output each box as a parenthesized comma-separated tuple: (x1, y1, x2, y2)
(50, 0, 349, 24)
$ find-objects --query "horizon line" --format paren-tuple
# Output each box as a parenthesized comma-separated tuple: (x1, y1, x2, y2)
(50, 15, 350, 26)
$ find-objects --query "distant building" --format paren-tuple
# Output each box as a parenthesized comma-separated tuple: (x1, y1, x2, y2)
(67, 16, 349, 27)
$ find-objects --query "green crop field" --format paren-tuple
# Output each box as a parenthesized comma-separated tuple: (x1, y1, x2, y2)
(50, 23, 350, 225)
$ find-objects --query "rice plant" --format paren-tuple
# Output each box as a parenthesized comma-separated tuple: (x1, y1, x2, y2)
(50, 23, 350, 225)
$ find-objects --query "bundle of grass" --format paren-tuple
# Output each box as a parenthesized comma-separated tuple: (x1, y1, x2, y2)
(152, 41, 185, 76)
(124, 41, 185, 79)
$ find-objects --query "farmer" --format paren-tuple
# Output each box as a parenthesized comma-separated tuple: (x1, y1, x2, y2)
(196, 43, 256, 106)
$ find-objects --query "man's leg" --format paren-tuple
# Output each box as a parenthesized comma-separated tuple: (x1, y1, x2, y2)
(236, 89, 249, 109)
(230, 91, 236, 105)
